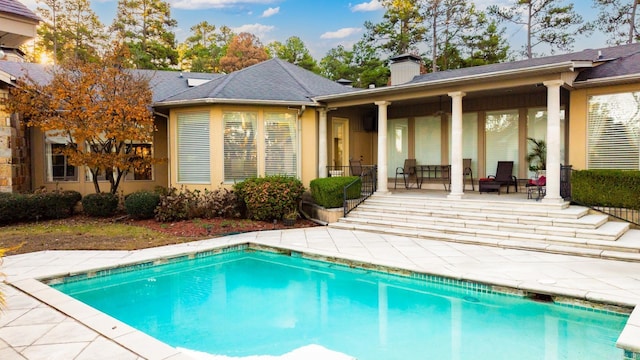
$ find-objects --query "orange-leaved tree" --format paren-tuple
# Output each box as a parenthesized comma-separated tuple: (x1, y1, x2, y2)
(5, 47, 159, 194)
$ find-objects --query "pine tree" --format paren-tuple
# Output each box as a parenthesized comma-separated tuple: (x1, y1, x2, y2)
(591, 0, 639, 45)
(267, 36, 318, 72)
(111, 0, 178, 69)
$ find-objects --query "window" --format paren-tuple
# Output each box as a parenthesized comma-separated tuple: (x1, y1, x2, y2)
(526, 108, 566, 175)
(48, 143, 77, 181)
(415, 116, 441, 164)
(264, 112, 297, 176)
(224, 112, 257, 182)
(387, 118, 408, 178)
(588, 92, 640, 169)
(45, 134, 77, 182)
(177, 112, 210, 183)
(485, 110, 519, 176)
(125, 143, 153, 180)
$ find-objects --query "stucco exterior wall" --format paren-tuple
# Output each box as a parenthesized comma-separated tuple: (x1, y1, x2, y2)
(30, 118, 169, 195)
(169, 105, 319, 191)
(569, 83, 640, 170)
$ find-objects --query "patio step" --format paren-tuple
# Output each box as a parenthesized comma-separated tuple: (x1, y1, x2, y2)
(329, 194, 640, 261)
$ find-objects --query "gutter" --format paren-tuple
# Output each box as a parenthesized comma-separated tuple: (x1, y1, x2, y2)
(314, 61, 581, 102)
(154, 98, 320, 108)
(572, 74, 640, 88)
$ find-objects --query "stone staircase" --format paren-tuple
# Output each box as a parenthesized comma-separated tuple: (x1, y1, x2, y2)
(329, 193, 640, 261)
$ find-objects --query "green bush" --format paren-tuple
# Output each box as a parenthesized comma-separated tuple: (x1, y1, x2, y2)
(82, 193, 119, 217)
(310, 176, 361, 208)
(0, 190, 81, 224)
(234, 175, 305, 221)
(572, 170, 640, 209)
(125, 191, 161, 219)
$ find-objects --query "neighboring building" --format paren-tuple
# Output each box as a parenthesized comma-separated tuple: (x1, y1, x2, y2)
(0, 0, 39, 193)
(1, 41, 640, 200)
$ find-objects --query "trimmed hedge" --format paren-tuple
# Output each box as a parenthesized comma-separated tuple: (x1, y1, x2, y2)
(310, 176, 361, 208)
(234, 175, 305, 221)
(125, 191, 160, 219)
(82, 192, 119, 217)
(572, 170, 640, 209)
(0, 190, 81, 224)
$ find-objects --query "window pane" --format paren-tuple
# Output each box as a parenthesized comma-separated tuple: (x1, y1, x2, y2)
(485, 110, 519, 176)
(588, 93, 640, 169)
(126, 144, 153, 180)
(415, 116, 441, 164)
(387, 118, 408, 178)
(48, 143, 77, 181)
(224, 112, 257, 182)
(177, 112, 210, 183)
(265, 113, 297, 176)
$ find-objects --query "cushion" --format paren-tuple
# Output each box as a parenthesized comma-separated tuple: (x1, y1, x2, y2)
(479, 178, 494, 182)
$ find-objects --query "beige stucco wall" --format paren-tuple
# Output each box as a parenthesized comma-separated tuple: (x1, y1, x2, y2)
(569, 82, 640, 170)
(30, 118, 169, 195)
(169, 105, 318, 191)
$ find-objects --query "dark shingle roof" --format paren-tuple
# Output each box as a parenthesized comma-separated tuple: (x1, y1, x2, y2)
(575, 50, 640, 82)
(0, 61, 221, 102)
(0, 0, 40, 21)
(159, 58, 356, 105)
(408, 43, 640, 85)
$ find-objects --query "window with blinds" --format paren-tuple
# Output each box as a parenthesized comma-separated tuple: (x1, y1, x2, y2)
(588, 93, 640, 169)
(224, 112, 257, 182)
(177, 112, 210, 183)
(264, 112, 298, 176)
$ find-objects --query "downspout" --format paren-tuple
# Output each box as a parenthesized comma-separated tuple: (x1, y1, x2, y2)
(154, 111, 170, 189)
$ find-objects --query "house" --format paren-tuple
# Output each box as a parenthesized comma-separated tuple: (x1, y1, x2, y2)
(1, 0, 639, 200)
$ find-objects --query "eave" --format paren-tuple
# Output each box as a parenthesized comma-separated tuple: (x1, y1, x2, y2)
(153, 97, 320, 109)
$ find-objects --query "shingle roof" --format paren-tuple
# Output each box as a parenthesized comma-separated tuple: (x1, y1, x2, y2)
(575, 50, 640, 82)
(408, 43, 640, 85)
(159, 58, 356, 105)
(0, 62, 221, 102)
(0, 0, 40, 21)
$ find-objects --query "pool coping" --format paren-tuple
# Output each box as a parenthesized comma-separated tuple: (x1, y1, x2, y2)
(5, 234, 640, 359)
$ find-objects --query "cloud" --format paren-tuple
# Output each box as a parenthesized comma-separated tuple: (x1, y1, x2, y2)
(351, 0, 382, 12)
(171, 0, 276, 10)
(320, 27, 362, 39)
(261, 7, 279, 17)
(232, 23, 275, 39)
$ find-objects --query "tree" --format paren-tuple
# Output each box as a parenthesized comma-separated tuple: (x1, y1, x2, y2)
(352, 39, 390, 88)
(462, 13, 511, 67)
(219, 33, 269, 73)
(364, 0, 427, 56)
(111, 0, 178, 69)
(592, 0, 639, 45)
(4, 48, 159, 194)
(36, 0, 107, 64)
(489, 0, 591, 59)
(179, 21, 229, 72)
(319, 45, 356, 81)
(267, 36, 318, 72)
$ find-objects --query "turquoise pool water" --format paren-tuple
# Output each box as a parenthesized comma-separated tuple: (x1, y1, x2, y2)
(51, 249, 629, 359)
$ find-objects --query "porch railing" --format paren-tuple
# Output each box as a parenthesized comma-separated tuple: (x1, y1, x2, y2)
(343, 165, 377, 217)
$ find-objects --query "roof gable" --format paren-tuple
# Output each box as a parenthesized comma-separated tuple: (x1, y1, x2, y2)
(0, 0, 40, 21)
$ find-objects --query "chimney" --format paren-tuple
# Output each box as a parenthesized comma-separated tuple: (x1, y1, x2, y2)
(390, 54, 422, 85)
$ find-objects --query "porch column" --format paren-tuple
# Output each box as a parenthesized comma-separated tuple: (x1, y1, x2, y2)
(448, 91, 466, 199)
(317, 108, 328, 178)
(375, 101, 391, 194)
(543, 80, 564, 203)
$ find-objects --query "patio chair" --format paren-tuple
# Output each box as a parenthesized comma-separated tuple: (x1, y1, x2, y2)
(463, 158, 474, 191)
(479, 161, 518, 194)
(395, 158, 417, 189)
(349, 159, 363, 176)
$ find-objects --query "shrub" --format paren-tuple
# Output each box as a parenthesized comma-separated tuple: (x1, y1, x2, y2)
(234, 175, 305, 221)
(199, 188, 242, 219)
(0, 190, 80, 224)
(82, 192, 119, 217)
(40, 190, 82, 219)
(572, 170, 640, 209)
(125, 191, 161, 219)
(310, 176, 361, 208)
(154, 187, 201, 222)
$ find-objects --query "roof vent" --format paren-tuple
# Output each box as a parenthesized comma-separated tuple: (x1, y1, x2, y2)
(598, 50, 603, 60)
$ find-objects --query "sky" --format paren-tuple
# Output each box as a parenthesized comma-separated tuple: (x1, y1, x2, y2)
(20, 0, 605, 60)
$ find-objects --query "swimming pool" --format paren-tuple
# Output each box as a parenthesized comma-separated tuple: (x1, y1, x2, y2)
(49, 247, 630, 360)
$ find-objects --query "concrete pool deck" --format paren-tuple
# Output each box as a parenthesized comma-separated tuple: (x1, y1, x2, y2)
(2, 226, 640, 359)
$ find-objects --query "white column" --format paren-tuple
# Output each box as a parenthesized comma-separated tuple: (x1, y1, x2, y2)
(317, 108, 328, 178)
(375, 101, 391, 193)
(448, 91, 466, 199)
(542, 80, 564, 203)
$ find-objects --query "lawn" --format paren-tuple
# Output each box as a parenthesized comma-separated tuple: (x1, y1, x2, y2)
(0, 215, 318, 255)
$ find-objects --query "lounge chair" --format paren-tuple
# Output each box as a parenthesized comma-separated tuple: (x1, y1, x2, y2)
(395, 158, 417, 189)
(479, 161, 518, 194)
